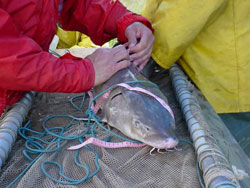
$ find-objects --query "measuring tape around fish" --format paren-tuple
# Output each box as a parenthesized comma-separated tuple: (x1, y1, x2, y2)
(68, 82, 176, 151)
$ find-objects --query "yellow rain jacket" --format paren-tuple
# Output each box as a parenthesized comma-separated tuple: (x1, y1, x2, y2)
(142, 0, 250, 113)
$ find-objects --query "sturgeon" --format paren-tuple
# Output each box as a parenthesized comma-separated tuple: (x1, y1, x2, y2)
(92, 65, 178, 149)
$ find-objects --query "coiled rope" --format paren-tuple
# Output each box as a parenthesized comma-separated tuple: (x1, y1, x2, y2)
(6, 80, 158, 187)
(6, 80, 205, 187)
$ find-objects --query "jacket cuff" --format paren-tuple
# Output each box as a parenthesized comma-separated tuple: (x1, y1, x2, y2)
(117, 14, 154, 43)
(60, 53, 95, 91)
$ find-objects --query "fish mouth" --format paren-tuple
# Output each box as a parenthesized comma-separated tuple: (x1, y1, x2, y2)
(163, 138, 179, 149)
(145, 137, 179, 149)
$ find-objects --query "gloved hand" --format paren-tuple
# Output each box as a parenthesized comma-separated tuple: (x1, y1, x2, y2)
(125, 22, 155, 71)
(86, 45, 131, 86)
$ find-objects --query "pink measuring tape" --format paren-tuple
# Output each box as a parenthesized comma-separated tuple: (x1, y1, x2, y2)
(88, 90, 111, 114)
(89, 83, 174, 119)
(117, 83, 175, 119)
(67, 137, 146, 150)
(69, 83, 174, 150)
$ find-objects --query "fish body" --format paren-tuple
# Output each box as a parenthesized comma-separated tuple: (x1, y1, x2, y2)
(93, 66, 178, 149)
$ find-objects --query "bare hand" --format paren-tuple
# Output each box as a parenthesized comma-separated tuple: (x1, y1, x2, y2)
(125, 22, 154, 71)
(86, 45, 131, 86)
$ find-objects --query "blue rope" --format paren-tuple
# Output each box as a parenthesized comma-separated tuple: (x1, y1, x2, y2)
(70, 94, 86, 111)
(87, 80, 158, 111)
(179, 139, 206, 188)
(14, 116, 100, 186)
(7, 80, 158, 187)
(213, 182, 239, 188)
(179, 139, 238, 188)
(8, 79, 232, 188)
(179, 139, 193, 146)
(196, 161, 206, 188)
(6, 154, 42, 188)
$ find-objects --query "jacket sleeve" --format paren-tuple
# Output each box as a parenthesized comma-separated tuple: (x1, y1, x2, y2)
(60, 0, 153, 45)
(0, 8, 95, 93)
(142, 0, 228, 69)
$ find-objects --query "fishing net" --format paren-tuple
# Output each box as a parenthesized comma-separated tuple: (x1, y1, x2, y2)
(0, 70, 201, 188)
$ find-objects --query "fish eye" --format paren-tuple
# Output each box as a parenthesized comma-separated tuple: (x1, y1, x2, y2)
(146, 127, 150, 131)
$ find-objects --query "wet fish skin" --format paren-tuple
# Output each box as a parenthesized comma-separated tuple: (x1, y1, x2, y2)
(94, 66, 178, 149)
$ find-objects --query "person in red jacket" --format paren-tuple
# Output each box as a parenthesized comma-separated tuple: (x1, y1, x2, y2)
(0, 0, 154, 116)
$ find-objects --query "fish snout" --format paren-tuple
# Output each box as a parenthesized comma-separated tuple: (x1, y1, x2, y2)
(164, 137, 179, 149)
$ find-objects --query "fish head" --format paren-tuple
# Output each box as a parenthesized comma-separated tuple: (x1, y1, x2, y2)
(102, 87, 178, 149)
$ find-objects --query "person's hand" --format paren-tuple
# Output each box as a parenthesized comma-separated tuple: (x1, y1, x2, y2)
(125, 22, 154, 71)
(86, 45, 131, 86)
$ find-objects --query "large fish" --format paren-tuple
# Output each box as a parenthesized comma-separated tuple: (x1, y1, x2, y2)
(93, 65, 178, 149)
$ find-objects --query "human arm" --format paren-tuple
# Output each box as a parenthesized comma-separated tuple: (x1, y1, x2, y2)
(0, 8, 94, 93)
(60, 0, 153, 45)
(60, 0, 154, 70)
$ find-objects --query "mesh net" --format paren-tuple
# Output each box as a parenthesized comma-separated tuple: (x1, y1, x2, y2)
(0, 70, 201, 188)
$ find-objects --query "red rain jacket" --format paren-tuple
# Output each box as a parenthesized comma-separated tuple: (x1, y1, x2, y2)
(0, 0, 152, 115)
